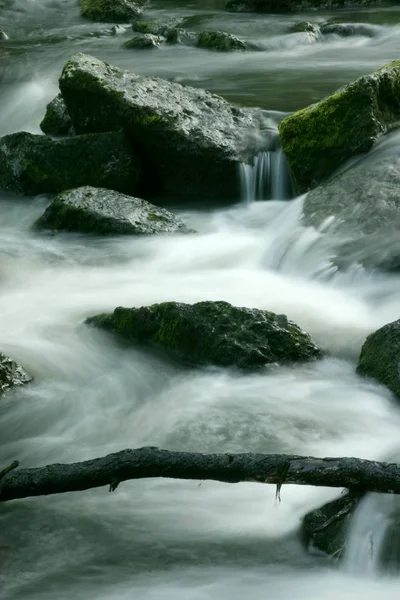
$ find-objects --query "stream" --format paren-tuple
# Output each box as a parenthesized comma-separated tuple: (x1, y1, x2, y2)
(1, 1, 400, 598)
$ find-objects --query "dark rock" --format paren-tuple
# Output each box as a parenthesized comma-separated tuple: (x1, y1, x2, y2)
(357, 320, 400, 400)
(0, 30, 8, 41)
(0, 131, 140, 196)
(86, 300, 322, 369)
(0, 353, 32, 397)
(197, 31, 248, 52)
(40, 94, 74, 137)
(320, 22, 378, 37)
(166, 28, 199, 46)
(278, 60, 400, 193)
(226, 0, 392, 12)
(302, 149, 400, 271)
(34, 186, 191, 235)
(132, 18, 184, 36)
(123, 33, 162, 49)
(110, 24, 128, 35)
(58, 53, 271, 200)
(288, 21, 322, 40)
(80, 0, 147, 22)
(302, 492, 361, 559)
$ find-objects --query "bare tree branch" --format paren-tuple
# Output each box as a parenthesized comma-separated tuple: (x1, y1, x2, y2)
(1, 447, 400, 503)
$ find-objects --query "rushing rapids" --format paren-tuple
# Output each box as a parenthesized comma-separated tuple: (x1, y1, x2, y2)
(1, 1, 400, 599)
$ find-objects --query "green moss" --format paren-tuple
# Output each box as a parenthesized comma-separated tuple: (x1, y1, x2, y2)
(81, 0, 143, 23)
(278, 60, 400, 193)
(197, 31, 247, 52)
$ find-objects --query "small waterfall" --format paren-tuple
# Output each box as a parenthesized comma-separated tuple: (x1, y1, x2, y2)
(240, 149, 293, 203)
(344, 493, 400, 575)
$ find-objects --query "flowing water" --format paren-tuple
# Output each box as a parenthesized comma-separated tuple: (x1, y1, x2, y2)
(1, 1, 400, 599)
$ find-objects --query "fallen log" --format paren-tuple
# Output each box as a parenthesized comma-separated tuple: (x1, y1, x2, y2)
(1, 447, 400, 503)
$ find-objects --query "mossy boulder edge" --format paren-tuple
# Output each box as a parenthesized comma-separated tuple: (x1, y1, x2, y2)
(0, 353, 32, 397)
(357, 320, 400, 400)
(278, 60, 400, 193)
(87, 300, 322, 369)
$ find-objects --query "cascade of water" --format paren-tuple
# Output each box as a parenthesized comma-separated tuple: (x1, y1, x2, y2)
(240, 149, 293, 203)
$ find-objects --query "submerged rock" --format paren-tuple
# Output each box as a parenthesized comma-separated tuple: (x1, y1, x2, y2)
(287, 21, 322, 42)
(0, 353, 32, 397)
(226, 0, 391, 12)
(35, 186, 190, 235)
(279, 60, 400, 193)
(0, 131, 140, 196)
(80, 0, 146, 22)
(197, 31, 247, 52)
(40, 94, 74, 137)
(87, 300, 321, 369)
(302, 492, 361, 559)
(59, 53, 270, 200)
(123, 33, 162, 49)
(357, 320, 400, 400)
(320, 22, 378, 37)
(302, 148, 400, 271)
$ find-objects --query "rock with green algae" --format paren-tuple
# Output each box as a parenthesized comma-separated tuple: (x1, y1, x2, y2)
(166, 28, 199, 46)
(34, 186, 191, 235)
(58, 53, 270, 200)
(132, 18, 184, 36)
(0, 353, 32, 397)
(123, 34, 162, 49)
(302, 492, 361, 559)
(86, 300, 322, 369)
(288, 22, 322, 41)
(197, 31, 247, 52)
(80, 0, 147, 22)
(0, 130, 140, 196)
(278, 60, 400, 193)
(357, 320, 400, 400)
(226, 0, 392, 12)
(40, 93, 73, 137)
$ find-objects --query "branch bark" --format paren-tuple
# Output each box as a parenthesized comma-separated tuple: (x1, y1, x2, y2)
(1, 447, 400, 503)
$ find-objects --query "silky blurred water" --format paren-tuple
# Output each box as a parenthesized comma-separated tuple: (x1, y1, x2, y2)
(1, 1, 400, 599)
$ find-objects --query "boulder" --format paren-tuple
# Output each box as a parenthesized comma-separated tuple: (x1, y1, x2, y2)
(302, 492, 361, 559)
(0, 353, 32, 397)
(58, 53, 270, 200)
(278, 61, 400, 193)
(226, 0, 392, 12)
(166, 28, 199, 46)
(34, 186, 191, 235)
(123, 33, 162, 49)
(357, 320, 400, 400)
(80, 0, 146, 22)
(0, 130, 140, 196)
(40, 94, 74, 137)
(197, 31, 247, 52)
(302, 149, 400, 271)
(132, 18, 184, 36)
(86, 300, 322, 369)
(320, 22, 378, 37)
(288, 22, 322, 41)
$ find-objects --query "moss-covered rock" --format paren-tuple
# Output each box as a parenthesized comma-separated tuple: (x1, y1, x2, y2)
(132, 18, 184, 36)
(40, 94, 74, 137)
(357, 320, 400, 400)
(123, 33, 162, 49)
(86, 300, 321, 369)
(0, 353, 32, 397)
(278, 61, 400, 193)
(0, 131, 140, 196)
(80, 0, 147, 23)
(197, 31, 247, 52)
(58, 53, 270, 200)
(226, 0, 392, 12)
(34, 186, 191, 235)
(302, 492, 361, 559)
